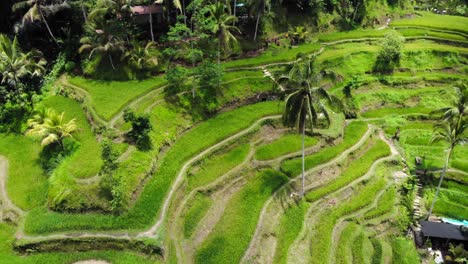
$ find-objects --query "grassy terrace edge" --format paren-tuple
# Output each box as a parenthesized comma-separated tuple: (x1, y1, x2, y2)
(23, 101, 282, 234)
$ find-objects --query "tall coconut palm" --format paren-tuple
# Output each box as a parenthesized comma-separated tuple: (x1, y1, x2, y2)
(0, 34, 46, 88)
(277, 55, 342, 197)
(427, 86, 467, 218)
(208, 2, 240, 64)
(249, 0, 270, 40)
(26, 108, 78, 148)
(12, 0, 64, 46)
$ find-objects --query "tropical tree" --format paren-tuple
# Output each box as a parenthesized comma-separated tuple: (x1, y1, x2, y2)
(208, 2, 240, 64)
(0, 34, 46, 88)
(79, 24, 126, 70)
(249, 0, 270, 40)
(26, 108, 78, 148)
(427, 86, 467, 218)
(12, 0, 66, 46)
(276, 55, 343, 197)
(125, 41, 159, 71)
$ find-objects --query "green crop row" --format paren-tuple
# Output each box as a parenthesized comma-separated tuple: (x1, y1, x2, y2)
(433, 198, 468, 220)
(370, 237, 384, 264)
(188, 143, 250, 191)
(390, 11, 468, 35)
(391, 237, 420, 264)
(351, 231, 368, 264)
(195, 169, 288, 264)
(183, 193, 212, 238)
(440, 189, 468, 207)
(310, 176, 387, 264)
(223, 43, 321, 69)
(255, 134, 319, 161)
(24, 101, 282, 234)
(362, 187, 397, 220)
(68, 76, 167, 121)
(281, 121, 368, 177)
(273, 201, 308, 264)
(306, 139, 391, 202)
(335, 222, 359, 264)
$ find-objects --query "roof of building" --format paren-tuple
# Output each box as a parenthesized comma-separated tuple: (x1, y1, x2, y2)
(421, 221, 468, 241)
(130, 5, 163, 15)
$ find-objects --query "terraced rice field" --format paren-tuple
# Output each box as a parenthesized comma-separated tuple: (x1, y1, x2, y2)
(0, 11, 467, 264)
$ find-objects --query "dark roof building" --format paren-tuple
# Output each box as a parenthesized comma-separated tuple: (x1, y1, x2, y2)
(421, 221, 468, 241)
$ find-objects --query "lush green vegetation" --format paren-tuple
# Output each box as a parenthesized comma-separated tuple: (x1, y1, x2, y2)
(188, 143, 250, 190)
(391, 12, 468, 34)
(2, 1, 467, 261)
(25, 102, 282, 234)
(183, 193, 212, 238)
(68, 76, 167, 120)
(281, 122, 368, 177)
(391, 237, 420, 264)
(255, 134, 318, 160)
(0, 135, 47, 210)
(195, 169, 288, 264)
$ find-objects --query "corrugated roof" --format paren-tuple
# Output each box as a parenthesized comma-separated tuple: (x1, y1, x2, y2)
(421, 221, 468, 241)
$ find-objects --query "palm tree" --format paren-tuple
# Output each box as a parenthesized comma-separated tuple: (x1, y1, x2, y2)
(249, 0, 270, 40)
(79, 24, 126, 70)
(277, 56, 343, 197)
(125, 41, 158, 70)
(26, 108, 77, 148)
(0, 34, 46, 88)
(427, 86, 467, 218)
(12, 0, 63, 46)
(208, 2, 240, 64)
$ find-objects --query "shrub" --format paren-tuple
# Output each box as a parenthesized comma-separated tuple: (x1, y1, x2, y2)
(374, 31, 405, 73)
(123, 109, 152, 151)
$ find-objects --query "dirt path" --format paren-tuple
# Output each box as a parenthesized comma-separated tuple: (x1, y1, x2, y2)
(0, 157, 24, 222)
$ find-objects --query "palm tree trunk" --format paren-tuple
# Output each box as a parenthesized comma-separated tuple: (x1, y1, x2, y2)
(38, 2, 59, 46)
(218, 38, 221, 65)
(427, 147, 453, 219)
(254, 13, 261, 40)
(301, 125, 305, 197)
(108, 54, 116, 70)
(149, 12, 155, 42)
(80, 0, 87, 23)
(233, 0, 237, 25)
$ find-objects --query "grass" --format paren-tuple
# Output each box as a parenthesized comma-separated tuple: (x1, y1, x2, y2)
(223, 43, 321, 69)
(391, 237, 420, 264)
(0, 134, 47, 210)
(391, 11, 468, 35)
(273, 201, 307, 264)
(0, 223, 160, 264)
(305, 139, 391, 202)
(255, 134, 318, 161)
(441, 189, 468, 207)
(187, 143, 250, 190)
(39, 96, 102, 179)
(370, 237, 384, 264)
(335, 222, 360, 264)
(183, 193, 212, 238)
(433, 199, 468, 220)
(219, 76, 273, 105)
(68, 75, 167, 120)
(195, 169, 288, 264)
(281, 121, 368, 177)
(310, 176, 386, 264)
(25, 101, 282, 234)
(362, 187, 397, 220)
(351, 231, 370, 264)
